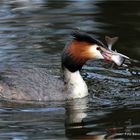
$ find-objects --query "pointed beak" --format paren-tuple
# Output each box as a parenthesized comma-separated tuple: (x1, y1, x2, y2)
(99, 47, 113, 61)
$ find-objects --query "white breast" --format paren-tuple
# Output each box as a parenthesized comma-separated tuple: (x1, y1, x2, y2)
(64, 68, 88, 100)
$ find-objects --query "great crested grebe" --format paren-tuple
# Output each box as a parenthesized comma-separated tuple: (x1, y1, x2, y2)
(0, 31, 121, 101)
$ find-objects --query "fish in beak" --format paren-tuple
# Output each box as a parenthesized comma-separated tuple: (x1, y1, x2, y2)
(98, 45, 129, 66)
(86, 35, 127, 65)
(103, 36, 140, 67)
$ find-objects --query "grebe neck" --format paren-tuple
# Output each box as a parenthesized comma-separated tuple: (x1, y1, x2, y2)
(63, 68, 88, 100)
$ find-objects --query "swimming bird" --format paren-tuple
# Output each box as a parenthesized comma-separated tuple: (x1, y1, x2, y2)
(0, 31, 119, 101)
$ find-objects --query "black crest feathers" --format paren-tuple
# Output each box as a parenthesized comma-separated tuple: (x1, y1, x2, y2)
(71, 31, 105, 47)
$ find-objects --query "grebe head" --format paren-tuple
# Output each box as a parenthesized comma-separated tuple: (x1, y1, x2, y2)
(62, 31, 114, 72)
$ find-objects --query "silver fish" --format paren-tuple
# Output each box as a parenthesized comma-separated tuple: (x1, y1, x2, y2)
(105, 36, 131, 67)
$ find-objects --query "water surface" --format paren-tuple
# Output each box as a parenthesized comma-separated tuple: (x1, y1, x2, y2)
(0, 0, 139, 139)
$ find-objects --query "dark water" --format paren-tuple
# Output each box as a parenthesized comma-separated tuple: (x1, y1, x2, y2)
(0, 0, 140, 139)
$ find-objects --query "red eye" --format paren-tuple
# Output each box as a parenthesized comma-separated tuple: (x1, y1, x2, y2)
(96, 47, 100, 50)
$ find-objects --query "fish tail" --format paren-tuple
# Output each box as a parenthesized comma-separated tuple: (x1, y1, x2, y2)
(105, 36, 119, 49)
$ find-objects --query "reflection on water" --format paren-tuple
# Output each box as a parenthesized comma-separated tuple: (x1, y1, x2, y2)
(65, 98, 140, 140)
(0, 97, 140, 140)
(0, 0, 139, 139)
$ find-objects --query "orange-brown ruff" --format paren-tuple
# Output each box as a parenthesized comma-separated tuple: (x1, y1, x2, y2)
(68, 40, 97, 65)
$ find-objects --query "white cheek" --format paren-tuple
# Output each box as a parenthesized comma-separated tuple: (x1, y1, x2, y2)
(90, 45, 104, 59)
